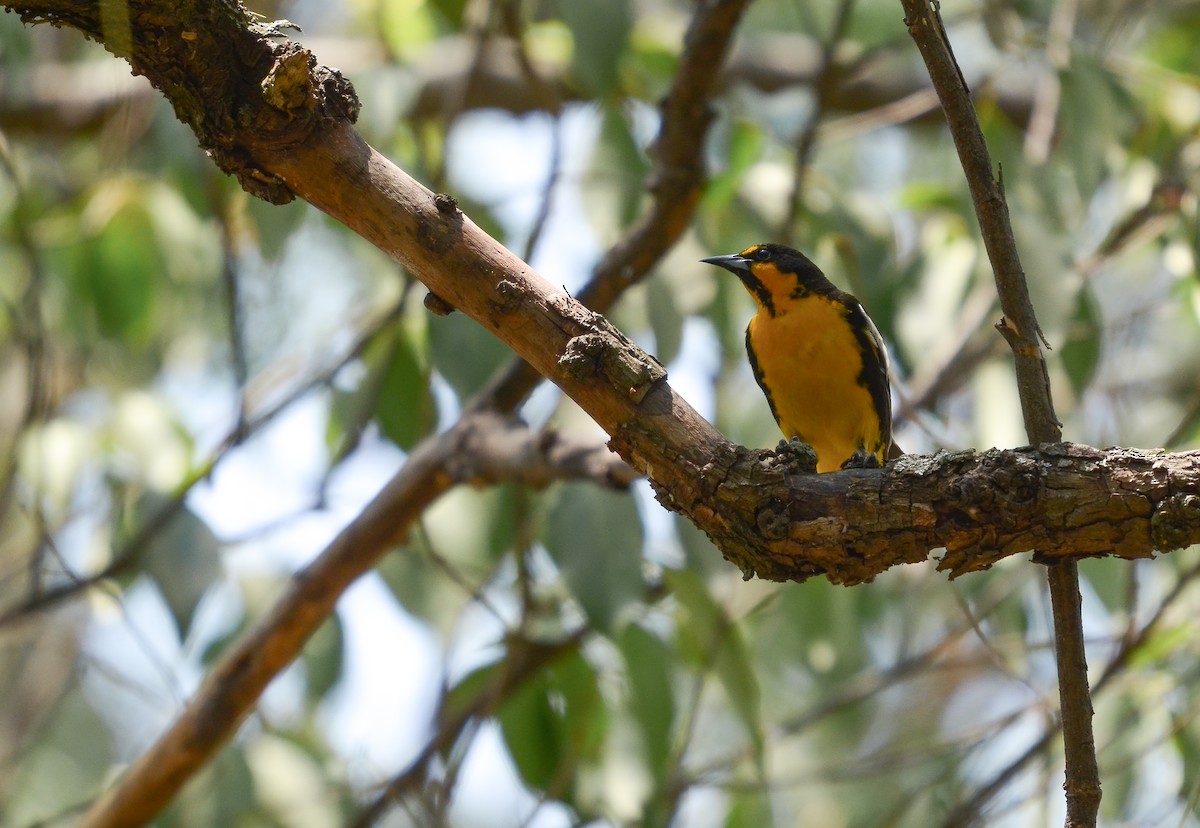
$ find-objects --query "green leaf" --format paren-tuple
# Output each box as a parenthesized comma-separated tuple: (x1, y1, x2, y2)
(1173, 724, 1200, 805)
(376, 542, 444, 626)
(553, 646, 606, 764)
(665, 567, 720, 667)
(714, 623, 763, 761)
(771, 577, 871, 684)
(328, 317, 437, 455)
(1058, 55, 1137, 195)
(500, 670, 564, 791)
(724, 790, 772, 828)
(1128, 621, 1192, 670)
(625, 25, 678, 101)
(646, 274, 683, 365)
(1060, 283, 1102, 395)
(1079, 557, 1129, 613)
(428, 311, 512, 401)
(556, 0, 631, 95)
(592, 106, 651, 228)
(618, 622, 675, 773)
(164, 745, 260, 828)
(898, 181, 964, 212)
(498, 647, 603, 796)
(302, 614, 344, 701)
(135, 493, 222, 638)
(674, 514, 732, 578)
(428, 0, 467, 27)
(81, 198, 161, 341)
(665, 569, 763, 759)
(703, 119, 765, 215)
(543, 483, 644, 633)
(375, 321, 438, 451)
(244, 193, 307, 261)
(422, 483, 520, 568)
(6, 688, 113, 826)
(1141, 6, 1200, 74)
(379, 0, 437, 57)
(441, 660, 502, 730)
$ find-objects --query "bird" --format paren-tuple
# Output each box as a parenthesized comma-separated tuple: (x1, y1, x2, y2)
(702, 242, 897, 473)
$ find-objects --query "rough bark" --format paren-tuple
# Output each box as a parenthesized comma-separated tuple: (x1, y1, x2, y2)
(5, 0, 1200, 587)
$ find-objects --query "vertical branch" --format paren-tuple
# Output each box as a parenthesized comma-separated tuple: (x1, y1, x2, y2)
(1044, 561, 1097, 826)
(898, 1, 1099, 826)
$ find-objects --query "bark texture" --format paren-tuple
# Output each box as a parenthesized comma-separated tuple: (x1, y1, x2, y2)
(6, 1, 1200, 586)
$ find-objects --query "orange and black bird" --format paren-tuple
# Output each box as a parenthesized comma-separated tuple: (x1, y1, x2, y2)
(702, 243, 897, 473)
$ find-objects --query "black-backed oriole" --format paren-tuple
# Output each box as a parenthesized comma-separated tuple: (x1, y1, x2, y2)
(703, 243, 897, 473)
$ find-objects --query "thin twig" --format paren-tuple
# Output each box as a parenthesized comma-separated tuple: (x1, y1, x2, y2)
(348, 629, 588, 827)
(943, 557, 1200, 826)
(0, 300, 405, 626)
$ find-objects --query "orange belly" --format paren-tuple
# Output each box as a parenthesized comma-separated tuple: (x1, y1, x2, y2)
(748, 296, 884, 473)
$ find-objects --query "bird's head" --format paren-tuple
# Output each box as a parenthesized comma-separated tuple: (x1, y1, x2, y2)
(701, 243, 834, 315)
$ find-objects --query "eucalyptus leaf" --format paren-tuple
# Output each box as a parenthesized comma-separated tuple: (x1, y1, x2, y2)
(618, 622, 675, 774)
(136, 493, 222, 639)
(543, 483, 644, 633)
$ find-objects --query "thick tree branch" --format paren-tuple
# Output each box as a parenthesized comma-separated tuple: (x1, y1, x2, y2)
(475, 0, 751, 412)
(79, 426, 454, 827)
(900, 1, 1097, 825)
(5, 3, 1191, 825)
(445, 411, 638, 490)
(238, 112, 1200, 583)
(0, 34, 1040, 140)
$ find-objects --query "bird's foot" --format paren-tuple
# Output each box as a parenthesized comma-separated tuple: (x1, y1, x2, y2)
(841, 449, 882, 471)
(773, 437, 818, 474)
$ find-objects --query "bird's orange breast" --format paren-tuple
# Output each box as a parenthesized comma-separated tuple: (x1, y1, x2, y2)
(747, 294, 885, 473)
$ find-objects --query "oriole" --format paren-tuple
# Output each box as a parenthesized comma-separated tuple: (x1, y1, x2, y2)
(702, 243, 896, 473)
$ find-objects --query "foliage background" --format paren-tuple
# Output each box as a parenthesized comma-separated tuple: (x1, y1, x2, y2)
(2, 0, 1200, 825)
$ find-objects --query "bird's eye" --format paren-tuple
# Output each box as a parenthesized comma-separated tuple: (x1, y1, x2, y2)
(753, 248, 771, 261)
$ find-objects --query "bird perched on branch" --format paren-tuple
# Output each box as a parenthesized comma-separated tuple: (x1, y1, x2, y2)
(702, 243, 898, 473)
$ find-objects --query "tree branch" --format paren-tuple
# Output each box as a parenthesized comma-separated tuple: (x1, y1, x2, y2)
(0, 33, 1042, 141)
(474, 0, 752, 412)
(4, 3, 1187, 826)
(899, 1, 1098, 824)
(76, 411, 624, 828)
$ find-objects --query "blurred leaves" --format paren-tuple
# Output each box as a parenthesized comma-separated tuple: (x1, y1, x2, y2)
(498, 646, 604, 798)
(302, 614, 344, 701)
(428, 309, 512, 400)
(4, 0, 1200, 826)
(4, 687, 113, 824)
(332, 313, 437, 453)
(132, 492, 221, 639)
(1060, 283, 1102, 396)
(555, 0, 632, 96)
(543, 483, 644, 633)
(67, 186, 162, 342)
(668, 569, 763, 759)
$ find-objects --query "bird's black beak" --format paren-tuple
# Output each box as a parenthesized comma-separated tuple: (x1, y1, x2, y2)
(700, 253, 751, 274)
